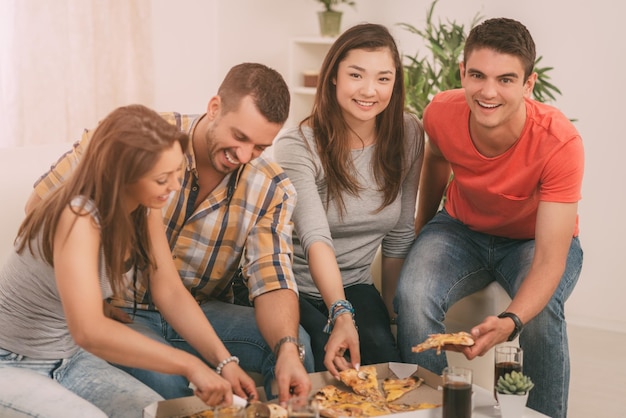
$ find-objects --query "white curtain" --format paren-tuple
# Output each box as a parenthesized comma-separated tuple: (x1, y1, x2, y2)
(0, 0, 154, 147)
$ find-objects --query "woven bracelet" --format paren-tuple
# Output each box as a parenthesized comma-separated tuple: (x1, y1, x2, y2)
(323, 299, 355, 334)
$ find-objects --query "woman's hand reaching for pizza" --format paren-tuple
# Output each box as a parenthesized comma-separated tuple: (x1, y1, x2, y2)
(324, 313, 361, 377)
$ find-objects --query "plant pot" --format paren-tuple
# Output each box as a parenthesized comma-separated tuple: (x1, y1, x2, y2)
(497, 393, 528, 418)
(317, 11, 342, 37)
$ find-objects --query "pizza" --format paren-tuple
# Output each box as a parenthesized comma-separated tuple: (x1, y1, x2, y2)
(185, 411, 214, 418)
(266, 403, 288, 418)
(387, 402, 440, 412)
(312, 367, 438, 418)
(186, 367, 438, 418)
(184, 403, 282, 418)
(382, 376, 424, 402)
(313, 385, 390, 417)
(411, 331, 475, 355)
(338, 366, 384, 400)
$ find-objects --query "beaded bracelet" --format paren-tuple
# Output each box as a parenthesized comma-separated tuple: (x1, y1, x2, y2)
(215, 355, 239, 375)
(323, 299, 355, 334)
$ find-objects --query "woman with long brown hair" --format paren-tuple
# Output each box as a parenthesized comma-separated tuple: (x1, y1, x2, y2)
(0, 104, 254, 417)
(274, 23, 424, 375)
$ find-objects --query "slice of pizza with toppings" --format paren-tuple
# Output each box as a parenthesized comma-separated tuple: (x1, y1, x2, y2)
(338, 366, 385, 401)
(386, 402, 441, 412)
(382, 375, 424, 402)
(411, 331, 475, 355)
(314, 385, 389, 418)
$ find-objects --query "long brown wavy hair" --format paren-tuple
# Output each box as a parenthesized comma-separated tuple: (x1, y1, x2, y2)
(302, 23, 406, 216)
(16, 104, 189, 296)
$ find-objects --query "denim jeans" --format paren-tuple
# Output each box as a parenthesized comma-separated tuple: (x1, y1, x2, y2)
(0, 348, 162, 418)
(116, 299, 314, 399)
(395, 210, 582, 418)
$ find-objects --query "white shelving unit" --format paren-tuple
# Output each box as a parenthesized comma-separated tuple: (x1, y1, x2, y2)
(287, 36, 335, 127)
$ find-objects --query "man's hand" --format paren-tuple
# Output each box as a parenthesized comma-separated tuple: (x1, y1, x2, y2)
(274, 346, 312, 406)
(462, 315, 512, 358)
(103, 301, 133, 323)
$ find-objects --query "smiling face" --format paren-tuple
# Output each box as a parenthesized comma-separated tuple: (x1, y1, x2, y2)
(334, 47, 395, 126)
(125, 141, 184, 211)
(460, 47, 536, 139)
(202, 95, 281, 176)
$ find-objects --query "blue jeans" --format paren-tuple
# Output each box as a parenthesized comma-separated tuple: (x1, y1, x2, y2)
(300, 284, 401, 371)
(116, 299, 314, 399)
(395, 210, 582, 418)
(0, 348, 162, 418)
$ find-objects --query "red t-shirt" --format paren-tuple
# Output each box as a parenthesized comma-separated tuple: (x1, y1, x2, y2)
(424, 89, 584, 239)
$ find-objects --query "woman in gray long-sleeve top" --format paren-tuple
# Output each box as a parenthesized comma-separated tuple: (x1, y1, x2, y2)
(274, 23, 425, 375)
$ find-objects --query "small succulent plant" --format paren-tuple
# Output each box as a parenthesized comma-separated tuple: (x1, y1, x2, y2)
(495, 371, 535, 395)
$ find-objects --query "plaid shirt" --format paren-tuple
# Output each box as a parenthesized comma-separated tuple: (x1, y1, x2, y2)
(33, 113, 298, 310)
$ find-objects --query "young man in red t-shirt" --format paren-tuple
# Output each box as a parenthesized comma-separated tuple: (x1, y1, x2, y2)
(396, 18, 583, 418)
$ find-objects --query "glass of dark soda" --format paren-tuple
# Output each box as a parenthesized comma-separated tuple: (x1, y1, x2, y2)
(442, 366, 472, 418)
(494, 345, 523, 402)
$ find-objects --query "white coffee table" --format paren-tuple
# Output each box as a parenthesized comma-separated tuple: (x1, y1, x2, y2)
(471, 385, 549, 417)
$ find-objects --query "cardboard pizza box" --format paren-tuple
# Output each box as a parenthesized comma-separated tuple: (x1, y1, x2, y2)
(303, 362, 443, 418)
(143, 362, 443, 418)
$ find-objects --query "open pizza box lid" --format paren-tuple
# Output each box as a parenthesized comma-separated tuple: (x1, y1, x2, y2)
(144, 362, 443, 418)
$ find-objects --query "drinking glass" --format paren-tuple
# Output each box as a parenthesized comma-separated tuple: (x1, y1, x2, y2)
(494, 345, 523, 402)
(442, 366, 472, 418)
(287, 396, 320, 418)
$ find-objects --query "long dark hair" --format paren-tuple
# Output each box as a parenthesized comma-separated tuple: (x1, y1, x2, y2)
(303, 23, 406, 215)
(16, 104, 189, 295)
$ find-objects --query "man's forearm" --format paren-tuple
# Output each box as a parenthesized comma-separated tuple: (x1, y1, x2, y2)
(254, 289, 301, 350)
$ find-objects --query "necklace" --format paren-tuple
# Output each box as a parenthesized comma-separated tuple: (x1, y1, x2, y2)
(347, 125, 376, 150)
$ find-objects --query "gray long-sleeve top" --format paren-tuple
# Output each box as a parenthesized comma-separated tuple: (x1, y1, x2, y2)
(273, 113, 424, 298)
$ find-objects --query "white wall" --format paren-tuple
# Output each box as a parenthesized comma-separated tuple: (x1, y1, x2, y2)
(157, 0, 624, 332)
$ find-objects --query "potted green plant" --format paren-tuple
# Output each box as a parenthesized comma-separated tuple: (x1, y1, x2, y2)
(399, 0, 563, 118)
(314, 0, 356, 37)
(495, 370, 535, 418)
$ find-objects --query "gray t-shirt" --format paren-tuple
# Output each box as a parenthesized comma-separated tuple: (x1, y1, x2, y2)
(274, 113, 424, 298)
(0, 197, 113, 359)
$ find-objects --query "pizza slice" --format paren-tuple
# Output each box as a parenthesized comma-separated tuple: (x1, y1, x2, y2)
(314, 385, 389, 418)
(382, 375, 424, 402)
(386, 402, 441, 412)
(411, 331, 475, 355)
(338, 366, 384, 400)
(185, 411, 213, 418)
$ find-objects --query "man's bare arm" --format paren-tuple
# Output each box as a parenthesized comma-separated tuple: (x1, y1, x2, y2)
(415, 140, 451, 234)
(253, 289, 311, 404)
